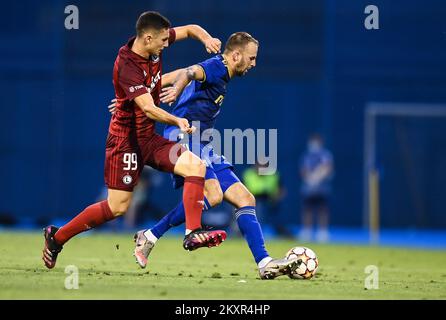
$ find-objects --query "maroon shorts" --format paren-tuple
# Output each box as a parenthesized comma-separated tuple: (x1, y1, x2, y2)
(104, 133, 186, 191)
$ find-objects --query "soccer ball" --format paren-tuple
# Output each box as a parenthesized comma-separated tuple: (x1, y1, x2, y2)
(285, 246, 319, 279)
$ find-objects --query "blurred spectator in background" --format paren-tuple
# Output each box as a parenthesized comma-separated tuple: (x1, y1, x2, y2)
(299, 133, 334, 243)
(243, 160, 289, 237)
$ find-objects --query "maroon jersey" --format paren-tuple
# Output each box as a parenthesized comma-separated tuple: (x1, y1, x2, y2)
(109, 29, 176, 138)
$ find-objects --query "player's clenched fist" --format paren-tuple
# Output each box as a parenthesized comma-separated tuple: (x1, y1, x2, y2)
(176, 117, 196, 134)
(108, 98, 117, 114)
(204, 37, 221, 54)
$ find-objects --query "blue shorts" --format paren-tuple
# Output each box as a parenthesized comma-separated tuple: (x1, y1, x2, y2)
(302, 194, 329, 209)
(164, 127, 238, 191)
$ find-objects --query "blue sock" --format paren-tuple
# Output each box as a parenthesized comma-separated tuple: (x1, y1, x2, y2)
(235, 206, 269, 264)
(151, 197, 211, 239)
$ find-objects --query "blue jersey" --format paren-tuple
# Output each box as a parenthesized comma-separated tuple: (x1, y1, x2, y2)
(163, 55, 234, 189)
(300, 148, 334, 196)
(164, 55, 230, 141)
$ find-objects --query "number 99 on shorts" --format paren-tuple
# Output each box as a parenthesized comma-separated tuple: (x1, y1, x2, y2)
(123, 153, 137, 171)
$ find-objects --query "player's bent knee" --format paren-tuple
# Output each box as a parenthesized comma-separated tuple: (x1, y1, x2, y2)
(175, 151, 206, 177)
(196, 160, 206, 176)
(239, 191, 256, 208)
(107, 195, 132, 217)
(107, 189, 132, 217)
(186, 159, 206, 177)
(109, 202, 130, 217)
(207, 190, 224, 207)
(200, 162, 206, 176)
(112, 209, 127, 217)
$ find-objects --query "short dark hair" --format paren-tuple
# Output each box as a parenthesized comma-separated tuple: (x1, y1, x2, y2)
(136, 11, 171, 37)
(224, 32, 259, 52)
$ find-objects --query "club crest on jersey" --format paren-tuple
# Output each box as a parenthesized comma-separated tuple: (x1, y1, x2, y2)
(122, 174, 133, 185)
(150, 55, 159, 63)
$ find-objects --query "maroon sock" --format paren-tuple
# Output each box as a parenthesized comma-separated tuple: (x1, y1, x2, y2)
(54, 200, 115, 245)
(183, 176, 205, 231)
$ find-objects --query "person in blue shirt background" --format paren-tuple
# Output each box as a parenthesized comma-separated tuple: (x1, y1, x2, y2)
(299, 133, 334, 243)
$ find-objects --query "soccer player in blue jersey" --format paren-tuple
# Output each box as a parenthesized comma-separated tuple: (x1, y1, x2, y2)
(131, 32, 301, 279)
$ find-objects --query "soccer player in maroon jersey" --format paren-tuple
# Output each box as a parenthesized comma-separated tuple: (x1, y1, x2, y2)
(42, 11, 227, 269)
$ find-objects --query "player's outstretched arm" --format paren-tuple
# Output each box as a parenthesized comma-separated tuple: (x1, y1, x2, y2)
(134, 93, 194, 134)
(173, 25, 221, 54)
(160, 65, 205, 105)
(161, 69, 185, 88)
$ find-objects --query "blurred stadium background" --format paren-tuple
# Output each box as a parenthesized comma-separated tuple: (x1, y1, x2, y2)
(1, 0, 446, 249)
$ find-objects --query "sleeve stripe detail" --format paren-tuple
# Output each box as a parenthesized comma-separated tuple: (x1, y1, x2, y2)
(196, 64, 207, 83)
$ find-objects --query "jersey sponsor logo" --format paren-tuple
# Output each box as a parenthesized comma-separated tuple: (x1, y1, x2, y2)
(129, 84, 146, 93)
(214, 95, 225, 106)
(122, 174, 133, 185)
(148, 71, 161, 92)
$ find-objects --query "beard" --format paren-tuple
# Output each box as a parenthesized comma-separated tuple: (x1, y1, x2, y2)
(234, 61, 248, 77)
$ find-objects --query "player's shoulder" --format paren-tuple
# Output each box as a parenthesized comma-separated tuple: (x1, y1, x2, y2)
(197, 55, 228, 82)
(199, 54, 225, 68)
(116, 58, 143, 80)
(115, 46, 145, 74)
(116, 39, 132, 59)
(116, 38, 146, 64)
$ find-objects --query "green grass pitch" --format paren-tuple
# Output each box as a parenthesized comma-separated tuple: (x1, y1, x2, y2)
(0, 231, 445, 299)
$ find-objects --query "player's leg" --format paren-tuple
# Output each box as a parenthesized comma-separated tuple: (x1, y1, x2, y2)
(169, 151, 227, 250)
(151, 141, 228, 237)
(134, 176, 223, 268)
(220, 169, 301, 279)
(42, 189, 133, 269)
(150, 176, 223, 239)
(221, 174, 271, 267)
(299, 196, 314, 241)
(170, 150, 207, 234)
(315, 196, 330, 243)
(42, 134, 139, 269)
(144, 135, 226, 251)
(57, 189, 132, 241)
